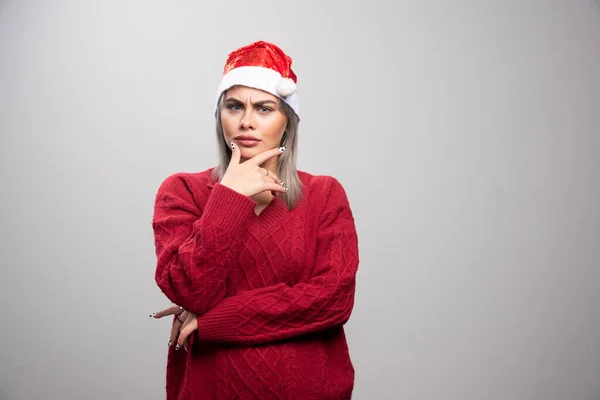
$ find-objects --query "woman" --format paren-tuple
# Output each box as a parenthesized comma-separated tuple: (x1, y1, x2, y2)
(150, 40, 359, 399)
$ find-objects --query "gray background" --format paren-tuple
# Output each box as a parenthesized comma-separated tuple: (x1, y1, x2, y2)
(1, 1, 599, 399)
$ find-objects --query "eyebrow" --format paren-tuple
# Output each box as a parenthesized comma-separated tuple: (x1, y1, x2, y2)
(224, 97, 278, 106)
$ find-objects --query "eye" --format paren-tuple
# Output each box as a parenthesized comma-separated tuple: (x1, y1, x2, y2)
(227, 104, 242, 111)
(258, 106, 273, 113)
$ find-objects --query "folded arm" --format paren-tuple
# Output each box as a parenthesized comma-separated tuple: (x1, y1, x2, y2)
(196, 178, 359, 345)
(153, 175, 257, 314)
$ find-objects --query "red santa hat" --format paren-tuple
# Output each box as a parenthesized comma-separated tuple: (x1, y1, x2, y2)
(216, 41, 300, 118)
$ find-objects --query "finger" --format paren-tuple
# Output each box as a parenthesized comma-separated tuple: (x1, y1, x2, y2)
(264, 173, 283, 197)
(262, 175, 277, 183)
(180, 315, 193, 353)
(229, 140, 241, 164)
(262, 175, 284, 186)
(169, 311, 188, 347)
(151, 304, 183, 319)
(263, 181, 287, 194)
(265, 170, 282, 185)
(169, 317, 180, 347)
(178, 311, 189, 323)
(175, 315, 191, 351)
(177, 320, 198, 348)
(245, 146, 285, 167)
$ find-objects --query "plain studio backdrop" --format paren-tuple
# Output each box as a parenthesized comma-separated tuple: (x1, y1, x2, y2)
(1, 1, 599, 399)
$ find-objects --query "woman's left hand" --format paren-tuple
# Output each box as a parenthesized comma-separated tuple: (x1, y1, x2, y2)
(151, 304, 199, 352)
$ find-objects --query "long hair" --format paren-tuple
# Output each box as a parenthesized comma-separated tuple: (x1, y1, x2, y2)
(210, 89, 303, 210)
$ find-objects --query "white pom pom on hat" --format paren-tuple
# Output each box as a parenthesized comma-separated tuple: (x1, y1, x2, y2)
(276, 77, 297, 97)
(216, 41, 300, 119)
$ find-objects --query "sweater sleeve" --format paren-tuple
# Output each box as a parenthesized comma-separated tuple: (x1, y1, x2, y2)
(153, 174, 258, 314)
(195, 177, 359, 345)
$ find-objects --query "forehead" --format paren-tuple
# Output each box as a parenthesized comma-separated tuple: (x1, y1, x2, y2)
(225, 85, 278, 102)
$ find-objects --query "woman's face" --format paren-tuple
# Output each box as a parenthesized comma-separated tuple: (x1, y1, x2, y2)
(221, 86, 288, 161)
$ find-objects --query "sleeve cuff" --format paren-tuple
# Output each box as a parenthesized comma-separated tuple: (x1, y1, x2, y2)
(196, 299, 241, 342)
(197, 183, 257, 233)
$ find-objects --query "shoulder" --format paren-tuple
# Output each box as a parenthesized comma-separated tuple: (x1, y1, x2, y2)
(155, 168, 217, 202)
(297, 170, 352, 215)
(298, 171, 356, 233)
(298, 170, 348, 198)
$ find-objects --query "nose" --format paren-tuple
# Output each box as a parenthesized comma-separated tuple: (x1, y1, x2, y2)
(240, 110, 255, 130)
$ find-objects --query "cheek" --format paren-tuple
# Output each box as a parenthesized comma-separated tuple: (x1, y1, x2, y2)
(262, 117, 287, 139)
(263, 127, 283, 142)
(221, 114, 236, 135)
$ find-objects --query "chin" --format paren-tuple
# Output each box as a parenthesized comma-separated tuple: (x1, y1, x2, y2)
(239, 147, 261, 159)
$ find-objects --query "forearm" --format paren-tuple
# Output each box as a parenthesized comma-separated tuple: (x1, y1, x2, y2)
(195, 177, 360, 345)
(154, 182, 257, 314)
(196, 281, 356, 345)
(196, 229, 359, 345)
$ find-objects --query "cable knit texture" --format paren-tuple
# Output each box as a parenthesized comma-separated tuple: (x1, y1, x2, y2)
(152, 167, 359, 399)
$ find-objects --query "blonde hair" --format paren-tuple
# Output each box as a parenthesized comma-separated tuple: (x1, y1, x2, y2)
(210, 88, 303, 209)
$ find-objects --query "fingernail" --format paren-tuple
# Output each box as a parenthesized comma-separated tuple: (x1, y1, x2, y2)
(280, 181, 284, 186)
(284, 187, 289, 192)
(149, 312, 156, 317)
(279, 146, 286, 152)
(175, 344, 180, 350)
(168, 340, 171, 347)
(230, 141, 235, 150)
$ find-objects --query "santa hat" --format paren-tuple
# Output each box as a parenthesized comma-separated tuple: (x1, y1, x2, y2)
(216, 41, 300, 118)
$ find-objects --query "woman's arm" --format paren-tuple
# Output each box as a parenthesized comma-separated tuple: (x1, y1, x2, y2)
(195, 177, 359, 345)
(153, 174, 257, 314)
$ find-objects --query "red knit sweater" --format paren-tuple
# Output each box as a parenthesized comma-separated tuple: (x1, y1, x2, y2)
(152, 168, 359, 399)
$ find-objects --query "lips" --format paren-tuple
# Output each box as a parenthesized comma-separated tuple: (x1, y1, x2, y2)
(234, 135, 261, 147)
(234, 135, 260, 141)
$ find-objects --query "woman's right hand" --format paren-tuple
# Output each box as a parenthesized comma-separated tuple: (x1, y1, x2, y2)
(220, 141, 288, 198)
